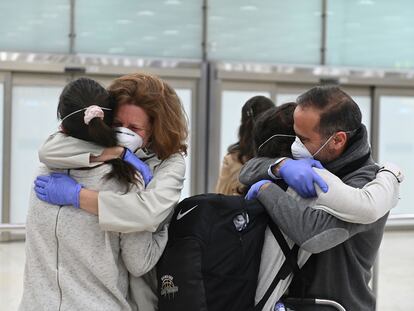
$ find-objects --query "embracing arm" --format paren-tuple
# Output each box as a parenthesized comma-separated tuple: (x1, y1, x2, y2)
(38, 132, 185, 233)
(240, 157, 328, 198)
(36, 155, 184, 233)
(121, 224, 169, 277)
(39, 132, 105, 168)
(239, 157, 278, 186)
(313, 167, 401, 224)
(257, 183, 385, 254)
(98, 154, 185, 233)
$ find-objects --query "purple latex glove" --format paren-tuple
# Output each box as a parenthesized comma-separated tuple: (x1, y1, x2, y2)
(34, 173, 83, 208)
(245, 179, 273, 200)
(279, 158, 328, 198)
(123, 148, 153, 186)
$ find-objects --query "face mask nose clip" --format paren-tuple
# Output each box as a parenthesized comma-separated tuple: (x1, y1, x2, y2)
(114, 127, 143, 152)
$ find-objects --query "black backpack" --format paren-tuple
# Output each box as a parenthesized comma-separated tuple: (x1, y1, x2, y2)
(157, 193, 301, 311)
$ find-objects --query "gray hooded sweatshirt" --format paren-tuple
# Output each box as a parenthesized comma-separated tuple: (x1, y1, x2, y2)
(240, 125, 385, 311)
(19, 164, 168, 311)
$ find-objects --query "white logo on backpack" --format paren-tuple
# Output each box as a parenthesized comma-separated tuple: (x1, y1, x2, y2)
(176, 205, 198, 220)
(160, 275, 179, 298)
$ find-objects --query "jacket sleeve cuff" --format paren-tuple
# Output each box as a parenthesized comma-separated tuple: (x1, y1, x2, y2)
(379, 163, 404, 183)
(268, 157, 288, 179)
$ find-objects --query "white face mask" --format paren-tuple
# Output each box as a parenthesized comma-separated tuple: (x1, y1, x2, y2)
(114, 127, 143, 152)
(291, 135, 333, 160)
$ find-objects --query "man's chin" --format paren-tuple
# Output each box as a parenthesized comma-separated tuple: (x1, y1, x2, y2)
(314, 155, 331, 165)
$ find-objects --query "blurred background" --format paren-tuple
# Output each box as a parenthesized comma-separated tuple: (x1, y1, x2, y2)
(0, 0, 413, 310)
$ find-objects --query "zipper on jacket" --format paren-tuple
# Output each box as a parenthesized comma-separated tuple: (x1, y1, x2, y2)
(55, 206, 63, 311)
(55, 169, 70, 311)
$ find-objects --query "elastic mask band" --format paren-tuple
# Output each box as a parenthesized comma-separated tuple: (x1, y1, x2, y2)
(60, 105, 112, 125)
(258, 134, 296, 153)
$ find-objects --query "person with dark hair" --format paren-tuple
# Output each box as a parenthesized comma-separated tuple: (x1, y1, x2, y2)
(254, 102, 297, 158)
(250, 102, 403, 310)
(240, 86, 404, 310)
(32, 73, 188, 310)
(215, 95, 274, 195)
(20, 78, 168, 311)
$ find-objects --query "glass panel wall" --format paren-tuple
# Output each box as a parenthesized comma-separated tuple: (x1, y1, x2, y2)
(0, 0, 70, 53)
(0, 0, 414, 69)
(352, 95, 371, 141)
(10, 86, 62, 223)
(76, 0, 203, 58)
(209, 0, 322, 64)
(378, 95, 414, 215)
(327, 0, 414, 69)
(275, 84, 311, 106)
(276, 93, 301, 106)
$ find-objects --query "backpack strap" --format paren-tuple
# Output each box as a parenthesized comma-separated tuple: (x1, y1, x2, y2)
(268, 221, 301, 277)
(254, 221, 300, 311)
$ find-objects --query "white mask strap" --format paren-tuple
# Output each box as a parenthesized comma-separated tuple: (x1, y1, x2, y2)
(257, 134, 296, 153)
(60, 106, 112, 124)
(312, 135, 334, 157)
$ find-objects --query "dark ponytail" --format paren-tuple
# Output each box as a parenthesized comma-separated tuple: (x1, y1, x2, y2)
(105, 158, 141, 192)
(58, 77, 140, 191)
(228, 95, 275, 164)
(88, 118, 117, 147)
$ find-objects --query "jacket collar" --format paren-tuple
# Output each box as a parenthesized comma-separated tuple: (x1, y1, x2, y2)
(324, 124, 373, 178)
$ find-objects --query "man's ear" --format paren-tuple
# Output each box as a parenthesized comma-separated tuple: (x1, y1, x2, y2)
(332, 131, 348, 150)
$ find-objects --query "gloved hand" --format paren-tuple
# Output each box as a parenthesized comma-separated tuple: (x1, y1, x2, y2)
(34, 173, 83, 208)
(245, 180, 273, 200)
(123, 148, 153, 186)
(279, 158, 328, 198)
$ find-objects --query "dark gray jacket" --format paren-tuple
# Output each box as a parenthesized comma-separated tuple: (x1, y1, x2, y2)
(239, 125, 385, 311)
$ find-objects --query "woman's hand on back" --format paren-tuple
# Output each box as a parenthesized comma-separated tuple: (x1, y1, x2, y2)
(34, 173, 83, 208)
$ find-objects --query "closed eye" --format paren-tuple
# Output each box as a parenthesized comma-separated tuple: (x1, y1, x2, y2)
(297, 135, 308, 143)
(131, 126, 146, 132)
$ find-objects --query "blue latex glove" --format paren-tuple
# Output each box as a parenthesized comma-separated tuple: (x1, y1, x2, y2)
(245, 180, 273, 200)
(123, 148, 153, 186)
(279, 158, 328, 198)
(34, 173, 83, 208)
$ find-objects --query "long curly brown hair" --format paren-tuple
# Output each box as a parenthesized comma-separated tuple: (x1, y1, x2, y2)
(108, 73, 188, 160)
